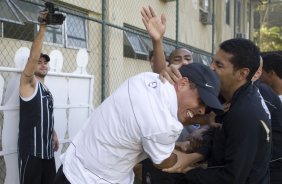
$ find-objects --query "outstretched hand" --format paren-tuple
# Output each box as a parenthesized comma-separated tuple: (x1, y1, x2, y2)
(162, 150, 204, 173)
(141, 6, 166, 41)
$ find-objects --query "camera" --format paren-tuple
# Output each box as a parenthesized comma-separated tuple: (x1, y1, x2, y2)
(39, 2, 65, 25)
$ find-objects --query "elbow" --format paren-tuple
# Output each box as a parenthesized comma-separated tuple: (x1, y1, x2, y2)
(153, 153, 177, 169)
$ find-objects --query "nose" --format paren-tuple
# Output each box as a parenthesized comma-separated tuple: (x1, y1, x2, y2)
(182, 60, 189, 65)
(197, 106, 206, 115)
(210, 62, 215, 71)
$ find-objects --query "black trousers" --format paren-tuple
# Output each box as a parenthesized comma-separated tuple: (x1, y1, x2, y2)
(53, 165, 71, 184)
(18, 154, 56, 184)
(142, 159, 184, 184)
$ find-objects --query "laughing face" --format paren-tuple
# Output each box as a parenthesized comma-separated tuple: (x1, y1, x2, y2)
(34, 57, 49, 78)
(175, 77, 206, 123)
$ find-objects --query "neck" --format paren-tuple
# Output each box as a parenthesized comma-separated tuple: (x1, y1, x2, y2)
(221, 81, 247, 102)
(36, 76, 45, 84)
(272, 79, 282, 96)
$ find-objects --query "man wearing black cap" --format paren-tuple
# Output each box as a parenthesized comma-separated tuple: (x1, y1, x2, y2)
(53, 63, 223, 184)
(18, 11, 59, 184)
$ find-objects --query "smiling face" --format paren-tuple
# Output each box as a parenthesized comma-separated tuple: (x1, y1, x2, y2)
(175, 77, 206, 123)
(210, 49, 246, 101)
(34, 57, 49, 79)
(169, 48, 193, 67)
(210, 49, 236, 92)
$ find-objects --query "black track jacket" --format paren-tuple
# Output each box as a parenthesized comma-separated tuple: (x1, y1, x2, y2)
(180, 82, 271, 184)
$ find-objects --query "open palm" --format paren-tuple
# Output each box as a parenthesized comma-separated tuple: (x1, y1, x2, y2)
(141, 6, 166, 41)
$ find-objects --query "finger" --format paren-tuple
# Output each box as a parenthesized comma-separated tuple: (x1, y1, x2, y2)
(142, 18, 149, 29)
(149, 6, 156, 17)
(140, 9, 149, 22)
(162, 165, 180, 173)
(159, 74, 167, 83)
(171, 65, 182, 78)
(143, 6, 153, 19)
(161, 14, 166, 26)
(161, 72, 175, 85)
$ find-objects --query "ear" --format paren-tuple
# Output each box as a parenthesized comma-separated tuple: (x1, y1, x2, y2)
(175, 77, 188, 91)
(269, 70, 276, 77)
(237, 68, 250, 81)
(251, 67, 262, 82)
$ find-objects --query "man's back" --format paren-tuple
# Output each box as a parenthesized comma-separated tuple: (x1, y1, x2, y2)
(257, 81, 282, 183)
(61, 72, 183, 184)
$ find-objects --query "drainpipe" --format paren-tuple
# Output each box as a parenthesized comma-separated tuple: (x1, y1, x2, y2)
(212, 0, 215, 54)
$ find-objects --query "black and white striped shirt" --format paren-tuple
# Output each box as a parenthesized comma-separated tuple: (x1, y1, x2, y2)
(19, 81, 54, 159)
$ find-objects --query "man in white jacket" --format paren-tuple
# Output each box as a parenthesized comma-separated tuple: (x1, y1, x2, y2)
(54, 63, 223, 184)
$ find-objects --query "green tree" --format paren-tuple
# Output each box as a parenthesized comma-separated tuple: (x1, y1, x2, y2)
(253, 2, 282, 51)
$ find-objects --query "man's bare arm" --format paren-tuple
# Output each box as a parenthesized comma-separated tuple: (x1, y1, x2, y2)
(141, 6, 167, 73)
(20, 13, 47, 97)
(153, 152, 177, 169)
(162, 151, 204, 173)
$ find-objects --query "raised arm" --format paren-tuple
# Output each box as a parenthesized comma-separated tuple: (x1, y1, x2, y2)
(20, 12, 47, 98)
(141, 6, 167, 73)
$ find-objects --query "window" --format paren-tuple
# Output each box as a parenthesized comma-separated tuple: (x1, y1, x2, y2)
(4, 22, 35, 41)
(0, 0, 22, 24)
(123, 28, 176, 61)
(226, 0, 230, 25)
(192, 52, 212, 65)
(10, 0, 42, 23)
(44, 13, 88, 49)
(45, 26, 64, 45)
(66, 14, 87, 48)
(124, 31, 148, 60)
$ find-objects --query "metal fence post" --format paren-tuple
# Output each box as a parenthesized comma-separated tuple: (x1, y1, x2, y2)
(234, 0, 238, 38)
(212, 0, 215, 54)
(176, 0, 179, 47)
(101, 0, 107, 101)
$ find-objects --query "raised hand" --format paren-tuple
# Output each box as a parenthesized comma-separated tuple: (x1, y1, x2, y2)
(141, 6, 166, 41)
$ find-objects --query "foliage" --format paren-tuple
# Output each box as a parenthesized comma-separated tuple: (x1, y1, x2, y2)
(254, 25, 282, 51)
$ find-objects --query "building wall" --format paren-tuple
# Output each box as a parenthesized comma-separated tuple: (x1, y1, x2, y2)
(0, 0, 255, 102)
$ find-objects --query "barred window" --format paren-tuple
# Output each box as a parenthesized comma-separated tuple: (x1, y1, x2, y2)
(66, 14, 87, 49)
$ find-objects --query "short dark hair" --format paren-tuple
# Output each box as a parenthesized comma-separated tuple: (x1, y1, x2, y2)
(220, 38, 260, 81)
(168, 47, 191, 64)
(40, 53, 50, 62)
(261, 51, 282, 79)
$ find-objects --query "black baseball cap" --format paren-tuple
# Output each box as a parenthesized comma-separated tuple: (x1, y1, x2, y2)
(179, 63, 224, 115)
(40, 53, 50, 62)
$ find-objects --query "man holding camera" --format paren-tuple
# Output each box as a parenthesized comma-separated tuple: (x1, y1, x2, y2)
(18, 11, 59, 184)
